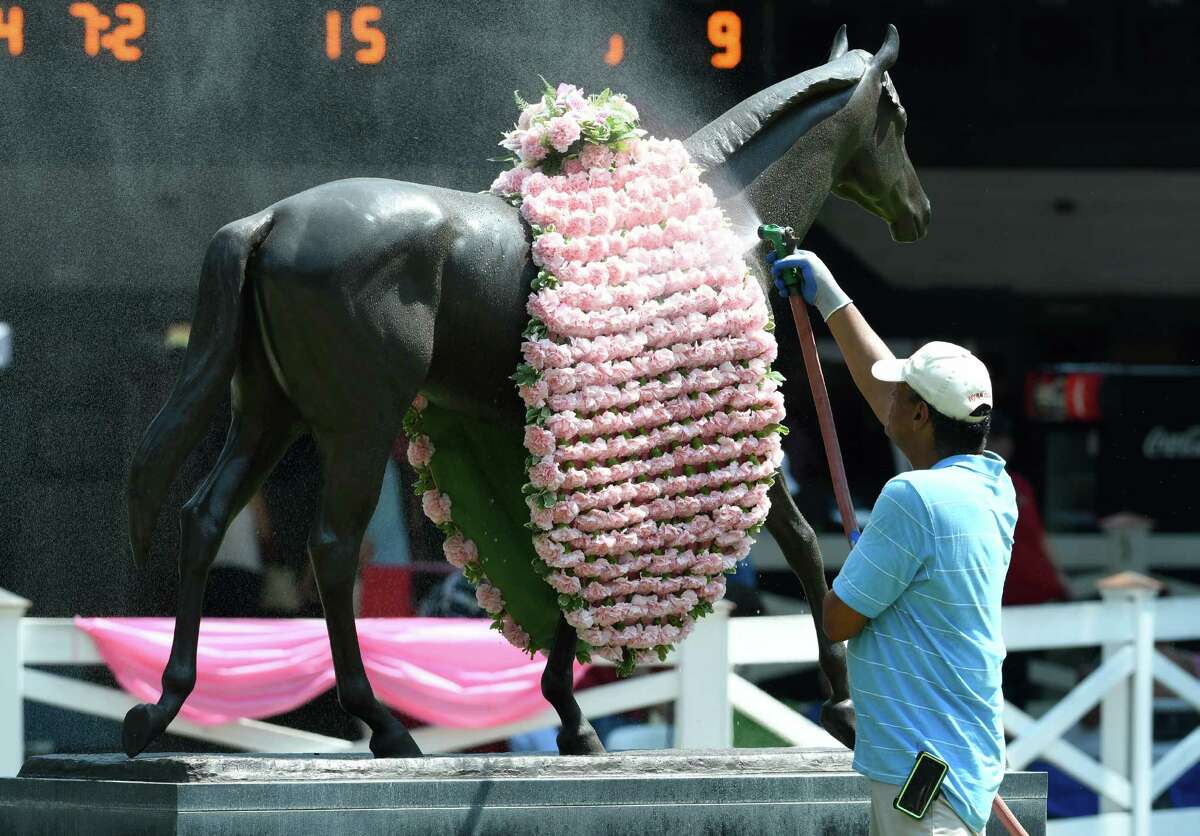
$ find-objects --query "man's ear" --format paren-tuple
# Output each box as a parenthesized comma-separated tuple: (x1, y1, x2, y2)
(913, 398, 930, 427)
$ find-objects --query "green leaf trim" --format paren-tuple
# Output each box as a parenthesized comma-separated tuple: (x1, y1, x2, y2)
(416, 403, 560, 653)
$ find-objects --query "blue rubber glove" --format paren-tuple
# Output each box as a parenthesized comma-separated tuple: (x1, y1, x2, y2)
(766, 249, 851, 322)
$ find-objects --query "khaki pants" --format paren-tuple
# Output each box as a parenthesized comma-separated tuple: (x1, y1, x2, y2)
(868, 780, 980, 836)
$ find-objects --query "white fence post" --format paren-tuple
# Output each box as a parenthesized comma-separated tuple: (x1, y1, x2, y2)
(674, 601, 731, 749)
(1098, 597, 1131, 816)
(0, 588, 31, 777)
(1098, 572, 1162, 836)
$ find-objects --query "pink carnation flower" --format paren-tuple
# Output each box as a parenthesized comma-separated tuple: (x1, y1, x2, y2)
(523, 171, 551, 196)
(489, 173, 510, 197)
(475, 582, 505, 615)
(501, 614, 532, 650)
(406, 435, 434, 469)
(442, 534, 479, 569)
(506, 166, 531, 193)
(530, 505, 554, 531)
(533, 535, 564, 562)
(524, 426, 556, 457)
(421, 490, 452, 525)
(518, 379, 549, 408)
(547, 572, 582, 595)
(520, 129, 548, 162)
(531, 232, 566, 269)
(561, 212, 589, 238)
(529, 458, 561, 489)
(579, 143, 613, 171)
(547, 116, 582, 153)
(556, 83, 589, 114)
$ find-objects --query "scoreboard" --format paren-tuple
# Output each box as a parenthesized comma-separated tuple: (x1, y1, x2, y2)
(1, 2, 767, 294)
(1, 4, 749, 69)
(0, 0, 765, 170)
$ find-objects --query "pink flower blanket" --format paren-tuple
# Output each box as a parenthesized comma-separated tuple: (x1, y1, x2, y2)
(405, 84, 784, 675)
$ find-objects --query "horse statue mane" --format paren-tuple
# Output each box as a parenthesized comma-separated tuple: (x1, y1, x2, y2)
(120, 25, 927, 762)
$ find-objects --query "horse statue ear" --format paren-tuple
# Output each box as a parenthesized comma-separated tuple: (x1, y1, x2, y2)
(870, 24, 899, 73)
(828, 24, 849, 61)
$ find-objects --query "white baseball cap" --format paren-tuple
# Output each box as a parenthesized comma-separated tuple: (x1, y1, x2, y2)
(871, 341, 993, 423)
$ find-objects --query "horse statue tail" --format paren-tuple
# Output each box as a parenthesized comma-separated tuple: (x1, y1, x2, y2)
(127, 211, 276, 566)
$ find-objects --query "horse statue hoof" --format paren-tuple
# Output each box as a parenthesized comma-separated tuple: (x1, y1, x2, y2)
(369, 725, 423, 759)
(557, 723, 605, 756)
(122, 703, 171, 758)
(819, 698, 856, 751)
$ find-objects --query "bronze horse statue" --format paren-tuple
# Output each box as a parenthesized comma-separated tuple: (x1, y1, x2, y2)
(122, 24, 929, 759)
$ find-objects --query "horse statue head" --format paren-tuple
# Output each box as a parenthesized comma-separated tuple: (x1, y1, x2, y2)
(829, 25, 930, 242)
(686, 24, 930, 247)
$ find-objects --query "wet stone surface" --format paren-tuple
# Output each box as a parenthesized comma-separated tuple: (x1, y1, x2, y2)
(2, 749, 1047, 836)
(17, 746, 856, 783)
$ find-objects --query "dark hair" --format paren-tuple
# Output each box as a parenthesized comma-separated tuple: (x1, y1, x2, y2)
(906, 388, 991, 457)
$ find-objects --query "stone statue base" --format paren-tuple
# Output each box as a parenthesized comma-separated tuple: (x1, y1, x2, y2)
(1, 748, 1046, 835)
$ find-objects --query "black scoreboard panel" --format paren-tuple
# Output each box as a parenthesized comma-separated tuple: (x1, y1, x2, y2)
(1, 2, 764, 168)
(8, 1, 1198, 294)
(1, 2, 770, 293)
(6, 0, 1200, 294)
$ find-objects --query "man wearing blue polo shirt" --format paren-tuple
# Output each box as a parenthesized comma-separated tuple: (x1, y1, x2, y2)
(770, 249, 1016, 836)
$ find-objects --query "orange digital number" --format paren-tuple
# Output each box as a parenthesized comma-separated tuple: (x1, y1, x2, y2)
(325, 10, 342, 60)
(69, 2, 144, 61)
(603, 33, 624, 67)
(707, 10, 741, 70)
(325, 7, 385, 65)
(0, 6, 23, 57)
(351, 6, 384, 64)
(69, 3, 107, 55)
(109, 3, 145, 61)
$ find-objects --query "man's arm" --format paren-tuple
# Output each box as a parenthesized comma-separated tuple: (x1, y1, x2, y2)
(825, 304, 894, 427)
(823, 588, 869, 642)
(769, 250, 895, 426)
(829, 479, 933, 637)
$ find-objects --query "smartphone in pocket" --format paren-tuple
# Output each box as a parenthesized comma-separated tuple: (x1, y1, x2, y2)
(893, 750, 949, 820)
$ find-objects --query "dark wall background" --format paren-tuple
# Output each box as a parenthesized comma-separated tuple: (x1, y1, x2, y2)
(2, 1, 1198, 614)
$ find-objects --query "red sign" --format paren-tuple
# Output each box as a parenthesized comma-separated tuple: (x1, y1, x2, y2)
(1025, 372, 1103, 422)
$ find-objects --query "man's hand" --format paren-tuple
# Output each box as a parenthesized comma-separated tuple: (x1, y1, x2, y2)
(766, 247, 895, 425)
(766, 249, 852, 322)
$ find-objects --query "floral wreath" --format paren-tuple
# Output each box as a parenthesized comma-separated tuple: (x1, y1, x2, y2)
(404, 82, 785, 676)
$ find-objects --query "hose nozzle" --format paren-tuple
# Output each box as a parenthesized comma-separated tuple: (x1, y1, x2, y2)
(757, 224, 802, 290)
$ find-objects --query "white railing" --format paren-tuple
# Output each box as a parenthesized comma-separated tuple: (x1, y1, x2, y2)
(756, 531, 1200, 597)
(719, 575, 1200, 836)
(0, 598, 745, 776)
(3, 578, 1199, 836)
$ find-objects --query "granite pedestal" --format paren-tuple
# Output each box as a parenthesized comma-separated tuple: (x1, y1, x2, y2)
(0, 748, 1046, 835)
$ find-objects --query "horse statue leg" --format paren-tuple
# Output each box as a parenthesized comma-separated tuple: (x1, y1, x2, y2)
(307, 427, 421, 758)
(123, 323, 300, 757)
(541, 614, 605, 755)
(765, 477, 856, 750)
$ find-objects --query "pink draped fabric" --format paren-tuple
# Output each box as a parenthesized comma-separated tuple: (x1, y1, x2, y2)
(74, 617, 586, 728)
